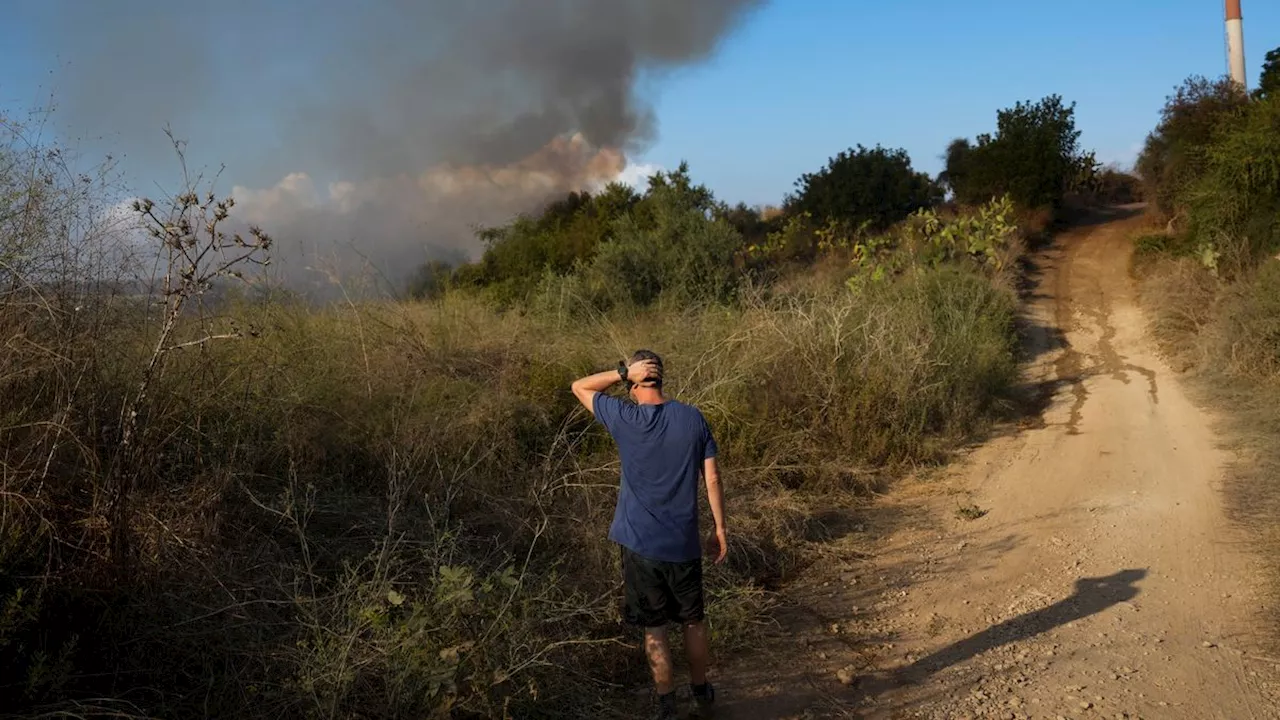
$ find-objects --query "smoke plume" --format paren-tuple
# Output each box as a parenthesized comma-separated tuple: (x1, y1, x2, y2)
(27, 0, 762, 290)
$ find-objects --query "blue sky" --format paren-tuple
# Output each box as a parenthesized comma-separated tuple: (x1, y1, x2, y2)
(2, 0, 1278, 210)
(637, 0, 1280, 206)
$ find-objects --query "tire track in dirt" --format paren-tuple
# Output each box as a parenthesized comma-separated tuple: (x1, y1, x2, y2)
(714, 208, 1280, 719)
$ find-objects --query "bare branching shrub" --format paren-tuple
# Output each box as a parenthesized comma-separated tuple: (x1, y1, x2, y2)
(0, 109, 138, 703)
(106, 133, 271, 567)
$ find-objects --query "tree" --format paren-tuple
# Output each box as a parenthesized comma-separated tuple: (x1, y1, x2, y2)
(785, 145, 940, 232)
(945, 95, 1092, 211)
(1089, 167, 1144, 205)
(1256, 46, 1280, 100)
(1136, 76, 1247, 218)
(640, 162, 716, 217)
(938, 138, 975, 199)
(715, 202, 775, 250)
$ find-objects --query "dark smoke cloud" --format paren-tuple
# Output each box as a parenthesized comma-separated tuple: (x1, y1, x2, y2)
(25, 0, 762, 289)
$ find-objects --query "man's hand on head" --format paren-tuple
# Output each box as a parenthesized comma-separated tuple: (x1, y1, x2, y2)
(571, 353, 661, 414)
(627, 359, 660, 386)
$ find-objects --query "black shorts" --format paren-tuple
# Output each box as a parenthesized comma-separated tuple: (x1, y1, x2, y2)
(621, 546, 705, 627)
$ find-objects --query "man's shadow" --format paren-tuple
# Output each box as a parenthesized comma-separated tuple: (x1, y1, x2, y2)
(864, 569, 1148, 693)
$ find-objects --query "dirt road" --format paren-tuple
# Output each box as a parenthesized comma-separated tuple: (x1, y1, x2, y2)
(716, 210, 1280, 718)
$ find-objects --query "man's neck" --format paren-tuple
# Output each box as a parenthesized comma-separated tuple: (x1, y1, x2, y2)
(633, 388, 666, 406)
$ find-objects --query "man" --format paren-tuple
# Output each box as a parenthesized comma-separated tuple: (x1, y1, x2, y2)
(571, 350, 728, 720)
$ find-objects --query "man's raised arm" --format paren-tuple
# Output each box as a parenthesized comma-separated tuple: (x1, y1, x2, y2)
(571, 358, 659, 413)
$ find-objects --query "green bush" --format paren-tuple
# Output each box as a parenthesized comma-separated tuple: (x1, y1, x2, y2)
(785, 145, 941, 233)
(583, 206, 743, 308)
(902, 196, 1021, 274)
(1136, 76, 1247, 220)
(742, 211, 825, 270)
(406, 259, 454, 300)
(944, 95, 1095, 212)
(803, 196, 1025, 291)
(1184, 96, 1280, 278)
(443, 183, 641, 305)
(1134, 66, 1280, 281)
(1134, 232, 1176, 257)
(444, 164, 745, 310)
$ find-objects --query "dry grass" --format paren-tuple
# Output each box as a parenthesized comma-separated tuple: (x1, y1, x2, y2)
(0, 122, 1027, 717)
(1135, 240, 1280, 653)
(1, 266, 1023, 717)
(1135, 253, 1218, 371)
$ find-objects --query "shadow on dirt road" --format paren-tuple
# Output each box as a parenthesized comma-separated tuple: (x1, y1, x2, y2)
(896, 568, 1146, 681)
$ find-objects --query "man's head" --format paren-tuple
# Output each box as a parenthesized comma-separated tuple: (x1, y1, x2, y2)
(627, 349, 664, 394)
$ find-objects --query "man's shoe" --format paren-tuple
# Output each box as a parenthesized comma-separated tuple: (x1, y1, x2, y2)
(652, 691, 679, 720)
(691, 682, 716, 717)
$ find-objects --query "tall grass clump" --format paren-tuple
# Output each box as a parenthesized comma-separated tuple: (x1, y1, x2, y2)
(0, 114, 1028, 716)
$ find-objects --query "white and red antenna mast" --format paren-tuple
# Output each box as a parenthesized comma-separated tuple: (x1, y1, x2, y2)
(1226, 0, 1247, 90)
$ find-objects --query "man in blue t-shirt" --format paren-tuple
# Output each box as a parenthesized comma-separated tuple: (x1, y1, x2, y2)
(572, 350, 727, 720)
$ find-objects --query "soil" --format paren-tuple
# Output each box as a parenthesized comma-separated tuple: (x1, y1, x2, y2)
(711, 208, 1280, 719)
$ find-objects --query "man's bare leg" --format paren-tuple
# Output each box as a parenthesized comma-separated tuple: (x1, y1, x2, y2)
(644, 626, 675, 694)
(684, 620, 711, 685)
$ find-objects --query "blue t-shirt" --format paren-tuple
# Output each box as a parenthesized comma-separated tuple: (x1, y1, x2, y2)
(593, 394, 718, 562)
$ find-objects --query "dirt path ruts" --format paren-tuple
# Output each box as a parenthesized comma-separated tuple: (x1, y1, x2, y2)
(714, 209, 1280, 719)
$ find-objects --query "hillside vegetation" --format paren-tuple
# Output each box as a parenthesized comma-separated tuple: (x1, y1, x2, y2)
(1132, 50, 1280, 632)
(1, 93, 1118, 718)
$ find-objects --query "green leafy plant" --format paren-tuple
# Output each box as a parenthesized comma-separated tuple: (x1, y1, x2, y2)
(844, 196, 1020, 292)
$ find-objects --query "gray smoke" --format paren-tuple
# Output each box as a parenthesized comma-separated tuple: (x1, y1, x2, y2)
(21, 0, 762, 291)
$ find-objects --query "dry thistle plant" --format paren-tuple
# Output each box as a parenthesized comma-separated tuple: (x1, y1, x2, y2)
(106, 131, 272, 568)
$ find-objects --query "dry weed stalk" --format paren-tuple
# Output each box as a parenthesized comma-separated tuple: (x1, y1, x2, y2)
(107, 131, 271, 568)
